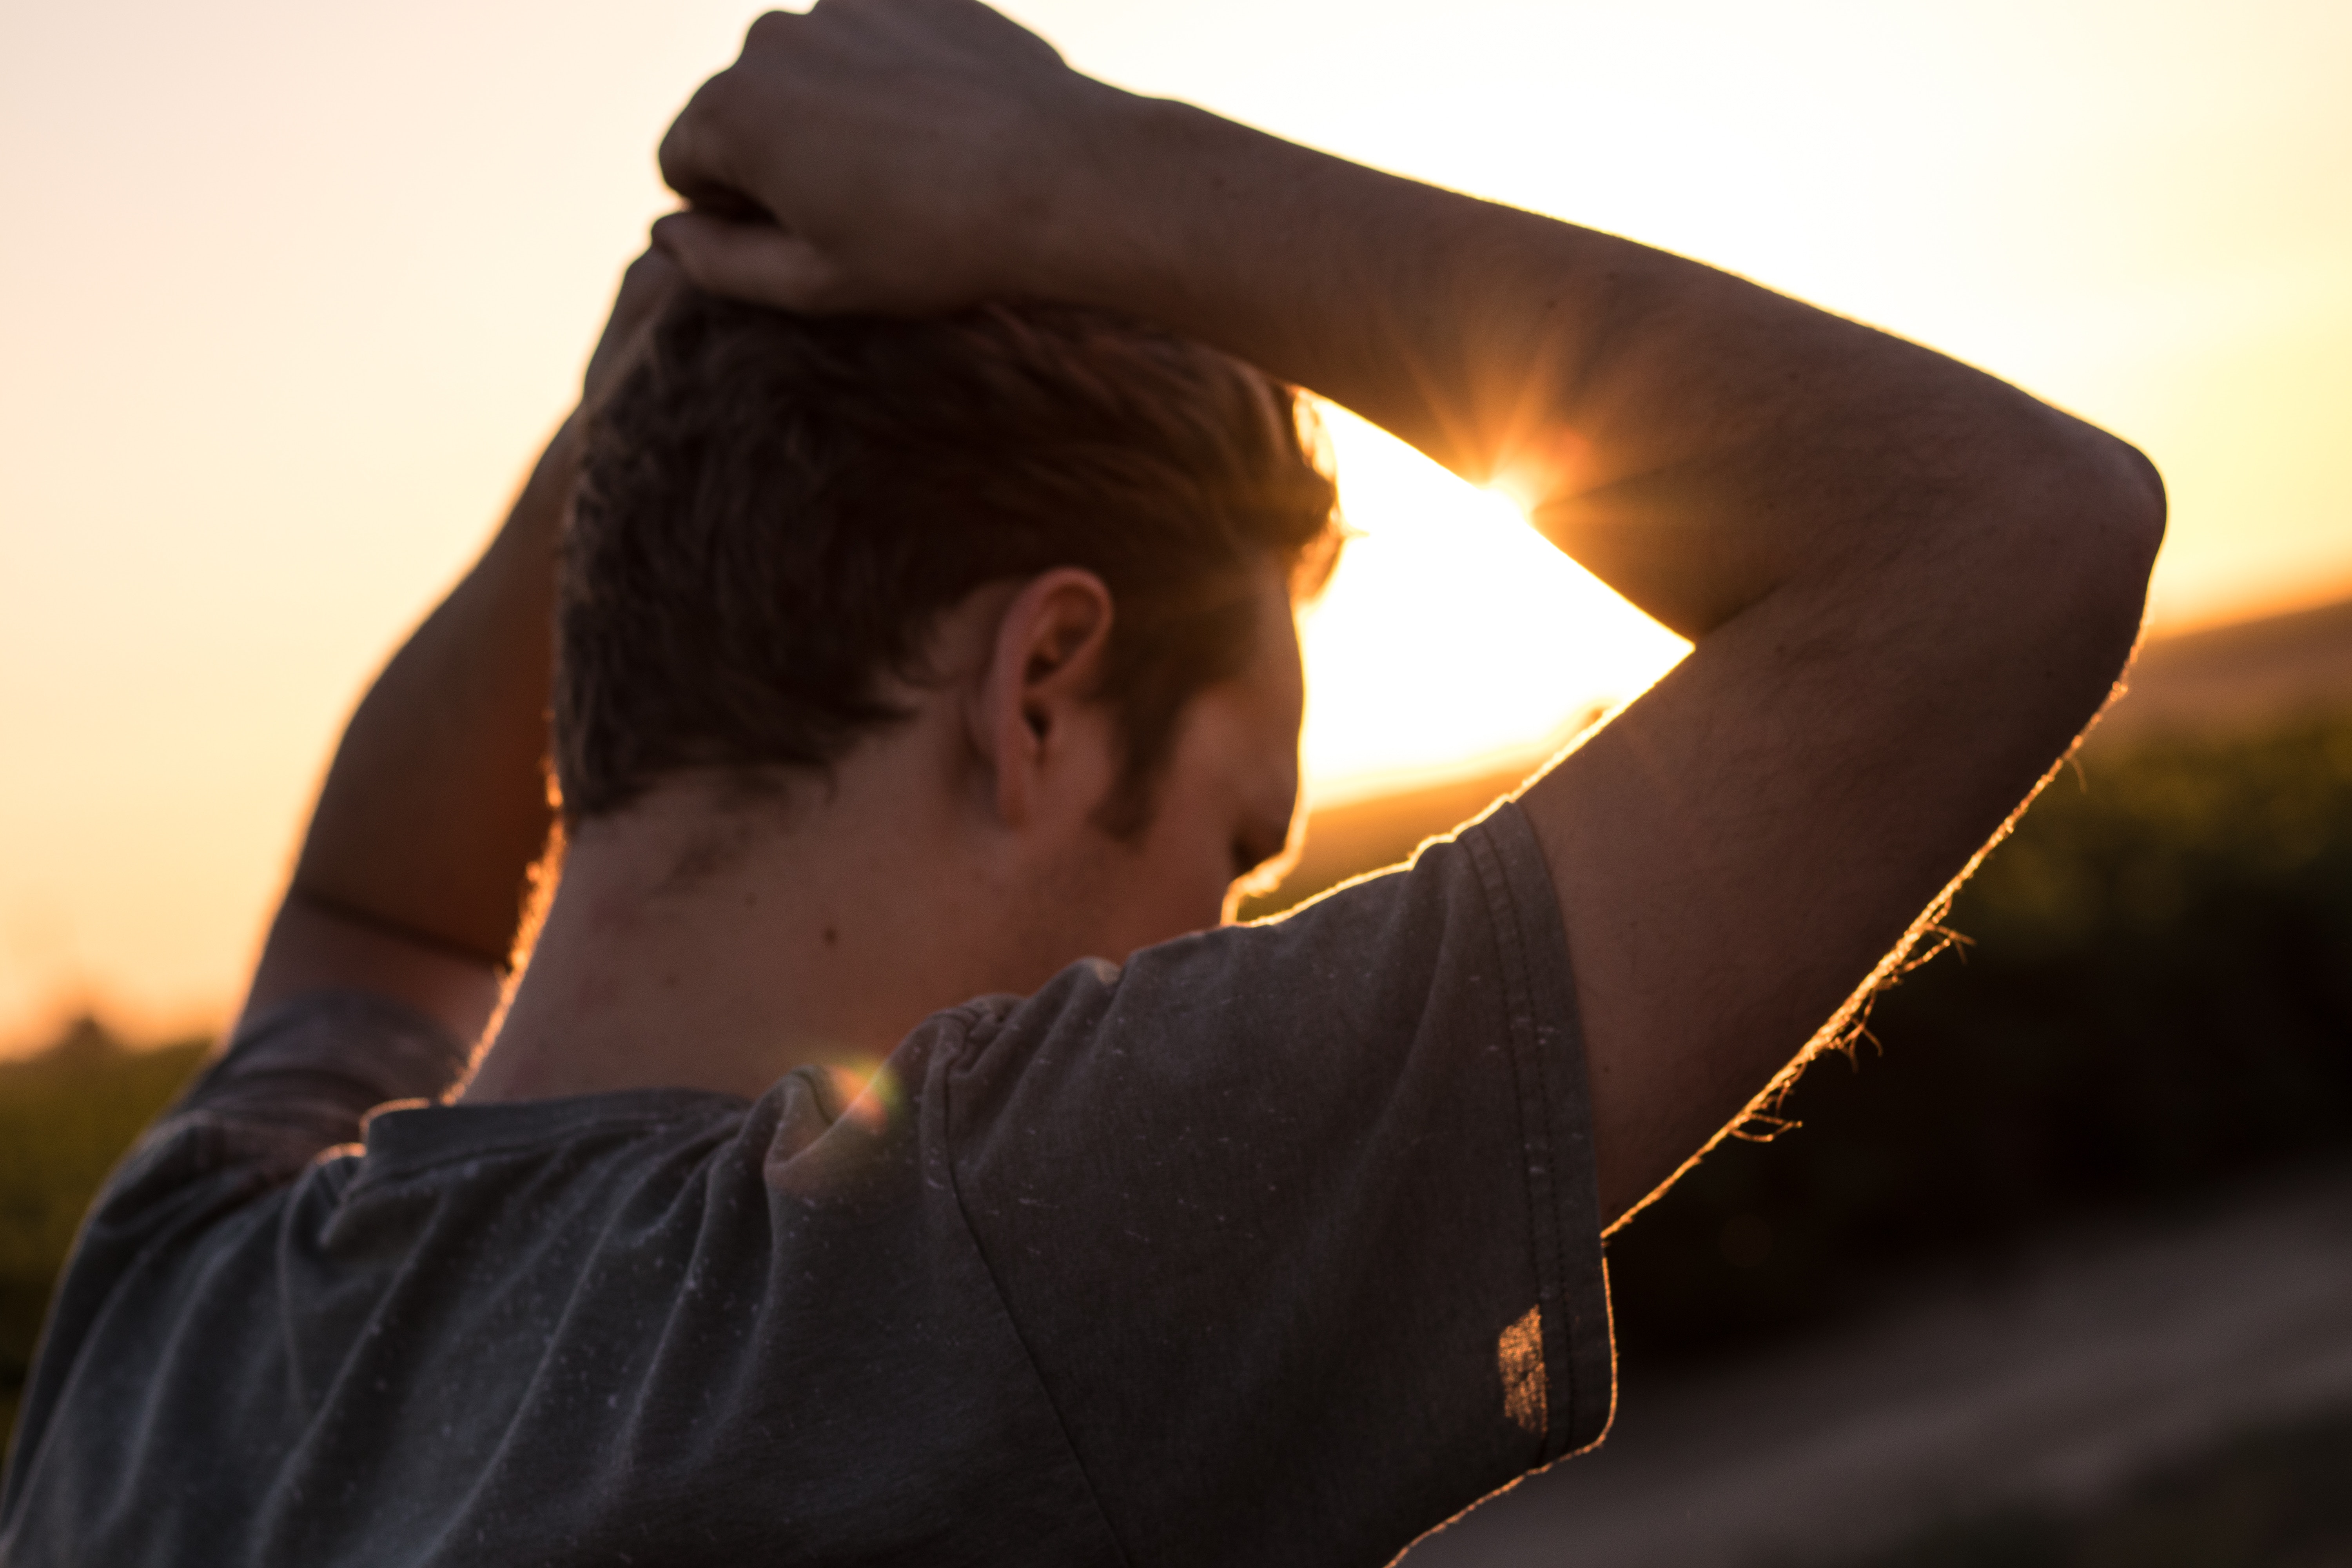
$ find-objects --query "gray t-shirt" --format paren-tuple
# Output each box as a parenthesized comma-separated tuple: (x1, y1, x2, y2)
(1, 803, 1612, 1566)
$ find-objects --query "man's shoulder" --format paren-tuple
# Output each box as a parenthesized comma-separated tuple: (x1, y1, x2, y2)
(2, 1038, 1122, 1566)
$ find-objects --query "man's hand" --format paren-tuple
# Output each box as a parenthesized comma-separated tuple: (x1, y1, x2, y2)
(655, 0, 1085, 316)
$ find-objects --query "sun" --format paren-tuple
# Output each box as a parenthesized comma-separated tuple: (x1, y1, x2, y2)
(1296, 403, 1690, 806)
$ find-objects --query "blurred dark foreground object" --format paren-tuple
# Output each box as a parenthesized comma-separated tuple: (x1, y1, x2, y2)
(1831, 1404, 2352, 1567)
(1401, 1155, 2352, 1567)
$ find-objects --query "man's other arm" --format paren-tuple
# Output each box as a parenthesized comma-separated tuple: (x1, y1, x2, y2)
(233, 254, 680, 1046)
(651, 0, 2164, 1226)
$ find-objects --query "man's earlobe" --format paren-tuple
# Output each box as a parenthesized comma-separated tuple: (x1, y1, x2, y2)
(974, 568, 1116, 826)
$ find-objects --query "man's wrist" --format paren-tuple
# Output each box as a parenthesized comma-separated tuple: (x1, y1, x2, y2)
(528, 417, 585, 510)
(1014, 87, 1231, 319)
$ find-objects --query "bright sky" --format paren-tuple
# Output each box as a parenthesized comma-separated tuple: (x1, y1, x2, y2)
(2, 0, 2347, 1049)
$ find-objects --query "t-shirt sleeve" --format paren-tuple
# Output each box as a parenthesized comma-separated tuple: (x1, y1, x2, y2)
(47, 990, 471, 1349)
(938, 800, 1614, 1567)
(0, 993, 472, 1533)
(158, 991, 475, 1177)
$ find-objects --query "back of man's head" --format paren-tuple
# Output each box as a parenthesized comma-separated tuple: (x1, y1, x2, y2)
(555, 290, 1341, 837)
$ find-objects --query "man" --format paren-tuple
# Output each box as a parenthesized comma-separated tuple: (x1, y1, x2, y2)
(0, 2, 2162, 1563)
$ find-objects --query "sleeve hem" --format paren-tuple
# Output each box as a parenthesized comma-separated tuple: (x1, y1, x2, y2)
(1462, 801, 1618, 1459)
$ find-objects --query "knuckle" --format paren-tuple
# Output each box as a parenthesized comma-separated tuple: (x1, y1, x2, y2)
(744, 9, 799, 46)
(621, 250, 679, 294)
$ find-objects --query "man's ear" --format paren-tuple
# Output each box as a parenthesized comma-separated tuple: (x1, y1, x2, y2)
(969, 568, 1117, 827)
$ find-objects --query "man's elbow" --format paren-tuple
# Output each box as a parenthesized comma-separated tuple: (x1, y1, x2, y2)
(2002, 421, 2167, 695)
(2074, 428, 2168, 597)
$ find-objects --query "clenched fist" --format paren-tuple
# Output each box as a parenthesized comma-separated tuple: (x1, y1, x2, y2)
(654, 0, 1112, 316)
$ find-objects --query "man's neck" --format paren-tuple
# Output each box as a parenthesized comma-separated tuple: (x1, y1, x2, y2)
(463, 753, 1027, 1104)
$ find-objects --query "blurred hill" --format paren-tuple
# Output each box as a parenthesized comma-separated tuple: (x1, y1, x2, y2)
(2097, 595, 2352, 749)
(1236, 727, 1596, 922)
(1249, 593, 2352, 921)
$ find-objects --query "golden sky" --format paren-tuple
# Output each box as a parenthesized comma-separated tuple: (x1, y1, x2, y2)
(2, 0, 2347, 1047)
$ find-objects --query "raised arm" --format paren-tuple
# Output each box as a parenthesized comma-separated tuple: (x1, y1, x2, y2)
(651, 0, 2163, 1225)
(234, 254, 681, 1045)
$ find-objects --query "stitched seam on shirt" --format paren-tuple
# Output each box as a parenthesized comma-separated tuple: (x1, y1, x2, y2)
(932, 1018, 1140, 1568)
(1469, 817, 1574, 1466)
(341, 1108, 737, 1180)
(1488, 809, 1617, 1455)
(1505, 828, 1579, 1462)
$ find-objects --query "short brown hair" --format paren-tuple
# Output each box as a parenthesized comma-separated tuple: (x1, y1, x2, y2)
(555, 291, 1341, 834)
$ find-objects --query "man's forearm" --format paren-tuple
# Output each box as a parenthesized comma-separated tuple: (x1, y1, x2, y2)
(287, 421, 577, 967)
(1024, 90, 2154, 639)
(657, 24, 2157, 643)
(238, 252, 677, 1037)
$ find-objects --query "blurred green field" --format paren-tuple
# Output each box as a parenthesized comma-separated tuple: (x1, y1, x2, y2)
(0, 1022, 208, 1456)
